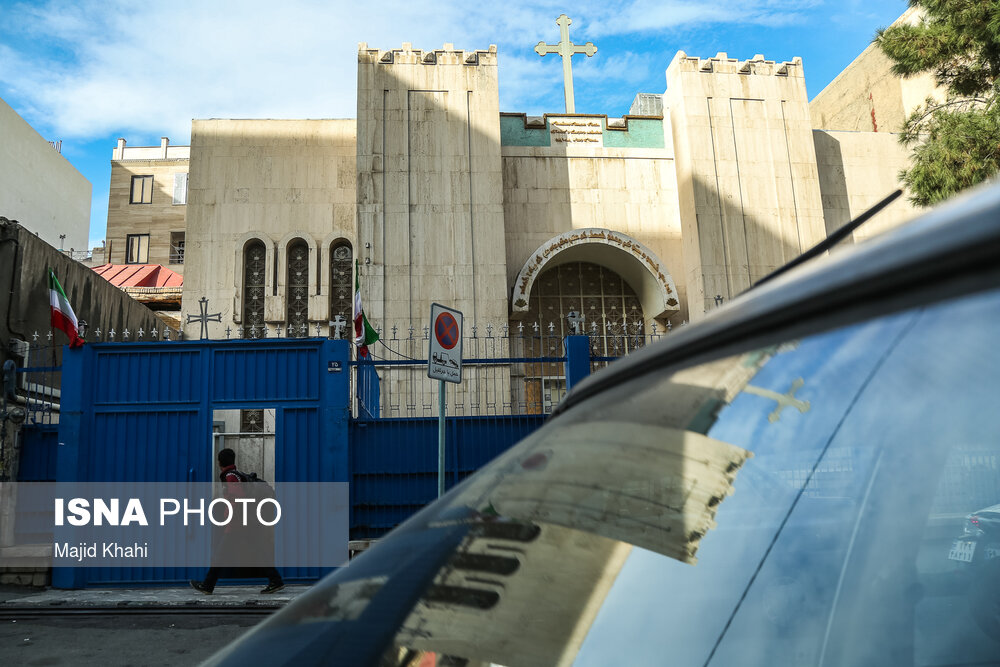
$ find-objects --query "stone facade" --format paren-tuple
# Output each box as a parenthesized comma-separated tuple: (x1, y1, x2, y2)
(666, 52, 828, 317)
(356, 43, 509, 337)
(182, 119, 357, 333)
(813, 130, 915, 241)
(501, 123, 682, 325)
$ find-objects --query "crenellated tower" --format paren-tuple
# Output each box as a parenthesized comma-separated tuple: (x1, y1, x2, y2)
(665, 52, 827, 318)
(356, 42, 509, 335)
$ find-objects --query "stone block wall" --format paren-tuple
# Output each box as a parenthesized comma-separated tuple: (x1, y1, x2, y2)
(0, 567, 49, 587)
(357, 42, 508, 335)
(0, 217, 167, 367)
(813, 130, 918, 242)
(182, 119, 357, 335)
(666, 51, 827, 318)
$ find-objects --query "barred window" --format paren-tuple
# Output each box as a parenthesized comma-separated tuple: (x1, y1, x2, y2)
(241, 239, 268, 433)
(287, 239, 309, 337)
(514, 262, 645, 414)
(242, 240, 266, 339)
(519, 261, 644, 356)
(329, 242, 353, 339)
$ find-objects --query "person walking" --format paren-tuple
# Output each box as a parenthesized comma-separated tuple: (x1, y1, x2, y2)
(190, 448, 284, 594)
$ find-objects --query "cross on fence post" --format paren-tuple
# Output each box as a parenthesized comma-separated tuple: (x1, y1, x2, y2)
(534, 14, 597, 113)
(186, 297, 222, 340)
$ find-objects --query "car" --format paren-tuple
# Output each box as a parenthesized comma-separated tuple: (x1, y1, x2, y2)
(203, 182, 1000, 666)
(949, 503, 1000, 566)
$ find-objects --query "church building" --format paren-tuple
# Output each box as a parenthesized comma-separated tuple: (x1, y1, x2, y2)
(103, 14, 926, 365)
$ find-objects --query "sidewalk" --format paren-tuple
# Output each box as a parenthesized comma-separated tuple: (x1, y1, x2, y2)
(0, 583, 310, 608)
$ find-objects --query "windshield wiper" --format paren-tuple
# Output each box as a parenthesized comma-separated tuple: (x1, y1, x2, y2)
(752, 189, 903, 290)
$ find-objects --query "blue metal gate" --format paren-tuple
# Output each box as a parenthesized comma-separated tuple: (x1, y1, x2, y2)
(55, 338, 350, 588)
(350, 414, 546, 539)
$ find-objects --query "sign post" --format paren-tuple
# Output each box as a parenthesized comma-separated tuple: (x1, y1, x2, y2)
(428, 304, 463, 497)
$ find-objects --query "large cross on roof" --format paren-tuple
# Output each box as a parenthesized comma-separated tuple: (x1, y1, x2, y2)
(535, 14, 597, 114)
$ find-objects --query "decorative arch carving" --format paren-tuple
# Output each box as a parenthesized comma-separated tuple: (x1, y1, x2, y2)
(511, 229, 679, 320)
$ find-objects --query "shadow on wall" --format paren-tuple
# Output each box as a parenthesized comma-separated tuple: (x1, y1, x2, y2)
(812, 131, 851, 239)
(683, 173, 807, 313)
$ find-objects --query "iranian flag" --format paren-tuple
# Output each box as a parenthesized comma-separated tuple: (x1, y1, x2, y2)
(49, 270, 84, 348)
(353, 259, 379, 358)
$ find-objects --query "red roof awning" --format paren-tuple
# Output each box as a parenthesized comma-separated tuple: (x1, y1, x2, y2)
(92, 264, 183, 288)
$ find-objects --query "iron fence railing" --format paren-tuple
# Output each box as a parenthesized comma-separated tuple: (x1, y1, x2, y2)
(350, 327, 671, 419)
(9, 322, 678, 424)
(9, 343, 62, 427)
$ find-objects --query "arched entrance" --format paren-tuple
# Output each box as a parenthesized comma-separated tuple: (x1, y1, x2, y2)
(516, 261, 647, 355)
(511, 260, 651, 413)
(511, 228, 679, 324)
(509, 230, 679, 413)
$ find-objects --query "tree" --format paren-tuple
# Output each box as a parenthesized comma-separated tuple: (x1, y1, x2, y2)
(876, 1, 1000, 206)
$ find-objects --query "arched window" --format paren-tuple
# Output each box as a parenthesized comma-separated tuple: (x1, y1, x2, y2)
(286, 239, 309, 337)
(242, 239, 266, 339)
(329, 242, 353, 339)
(241, 239, 267, 433)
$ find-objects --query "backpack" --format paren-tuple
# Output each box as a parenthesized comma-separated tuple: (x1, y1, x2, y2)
(220, 468, 276, 498)
(230, 469, 277, 500)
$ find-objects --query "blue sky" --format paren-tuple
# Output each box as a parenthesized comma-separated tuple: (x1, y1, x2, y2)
(0, 0, 909, 249)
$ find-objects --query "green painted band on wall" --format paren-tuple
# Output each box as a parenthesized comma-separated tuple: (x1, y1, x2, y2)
(603, 118, 665, 148)
(500, 115, 665, 148)
(604, 118, 664, 148)
(500, 116, 550, 147)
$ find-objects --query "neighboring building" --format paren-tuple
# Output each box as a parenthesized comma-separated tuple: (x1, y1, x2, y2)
(810, 7, 940, 137)
(0, 96, 91, 252)
(104, 137, 190, 271)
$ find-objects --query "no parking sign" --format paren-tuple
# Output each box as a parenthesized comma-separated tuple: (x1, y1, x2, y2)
(428, 303, 463, 383)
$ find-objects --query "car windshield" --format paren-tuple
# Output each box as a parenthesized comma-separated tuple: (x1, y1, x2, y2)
(206, 285, 1000, 667)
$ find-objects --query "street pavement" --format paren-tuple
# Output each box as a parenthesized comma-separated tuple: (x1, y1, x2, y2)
(0, 584, 310, 666)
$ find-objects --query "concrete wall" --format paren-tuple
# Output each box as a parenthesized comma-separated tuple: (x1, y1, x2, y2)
(105, 138, 189, 270)
(182, 118, 357, 336)
(813, 130, 919, 242)
(501, 129, 685, 324)
(0, 97, 91, 252)
(357, 42, 508, 335)
(0, 218, 165, 368)
(809, 7, 940, 134)
(666, 51, 827, 318)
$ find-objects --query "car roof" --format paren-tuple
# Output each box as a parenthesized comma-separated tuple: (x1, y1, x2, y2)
(556, 182, 1000, 417)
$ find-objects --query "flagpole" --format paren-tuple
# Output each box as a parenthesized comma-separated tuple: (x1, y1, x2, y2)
(48, 268, 57, 369)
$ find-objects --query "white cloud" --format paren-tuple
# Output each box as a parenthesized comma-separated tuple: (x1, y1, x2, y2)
(0, 0, 831, 142)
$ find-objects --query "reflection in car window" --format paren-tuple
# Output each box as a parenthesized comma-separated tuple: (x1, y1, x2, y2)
(203, 287, 1000, 667)
(576, 290, 1000, 666)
